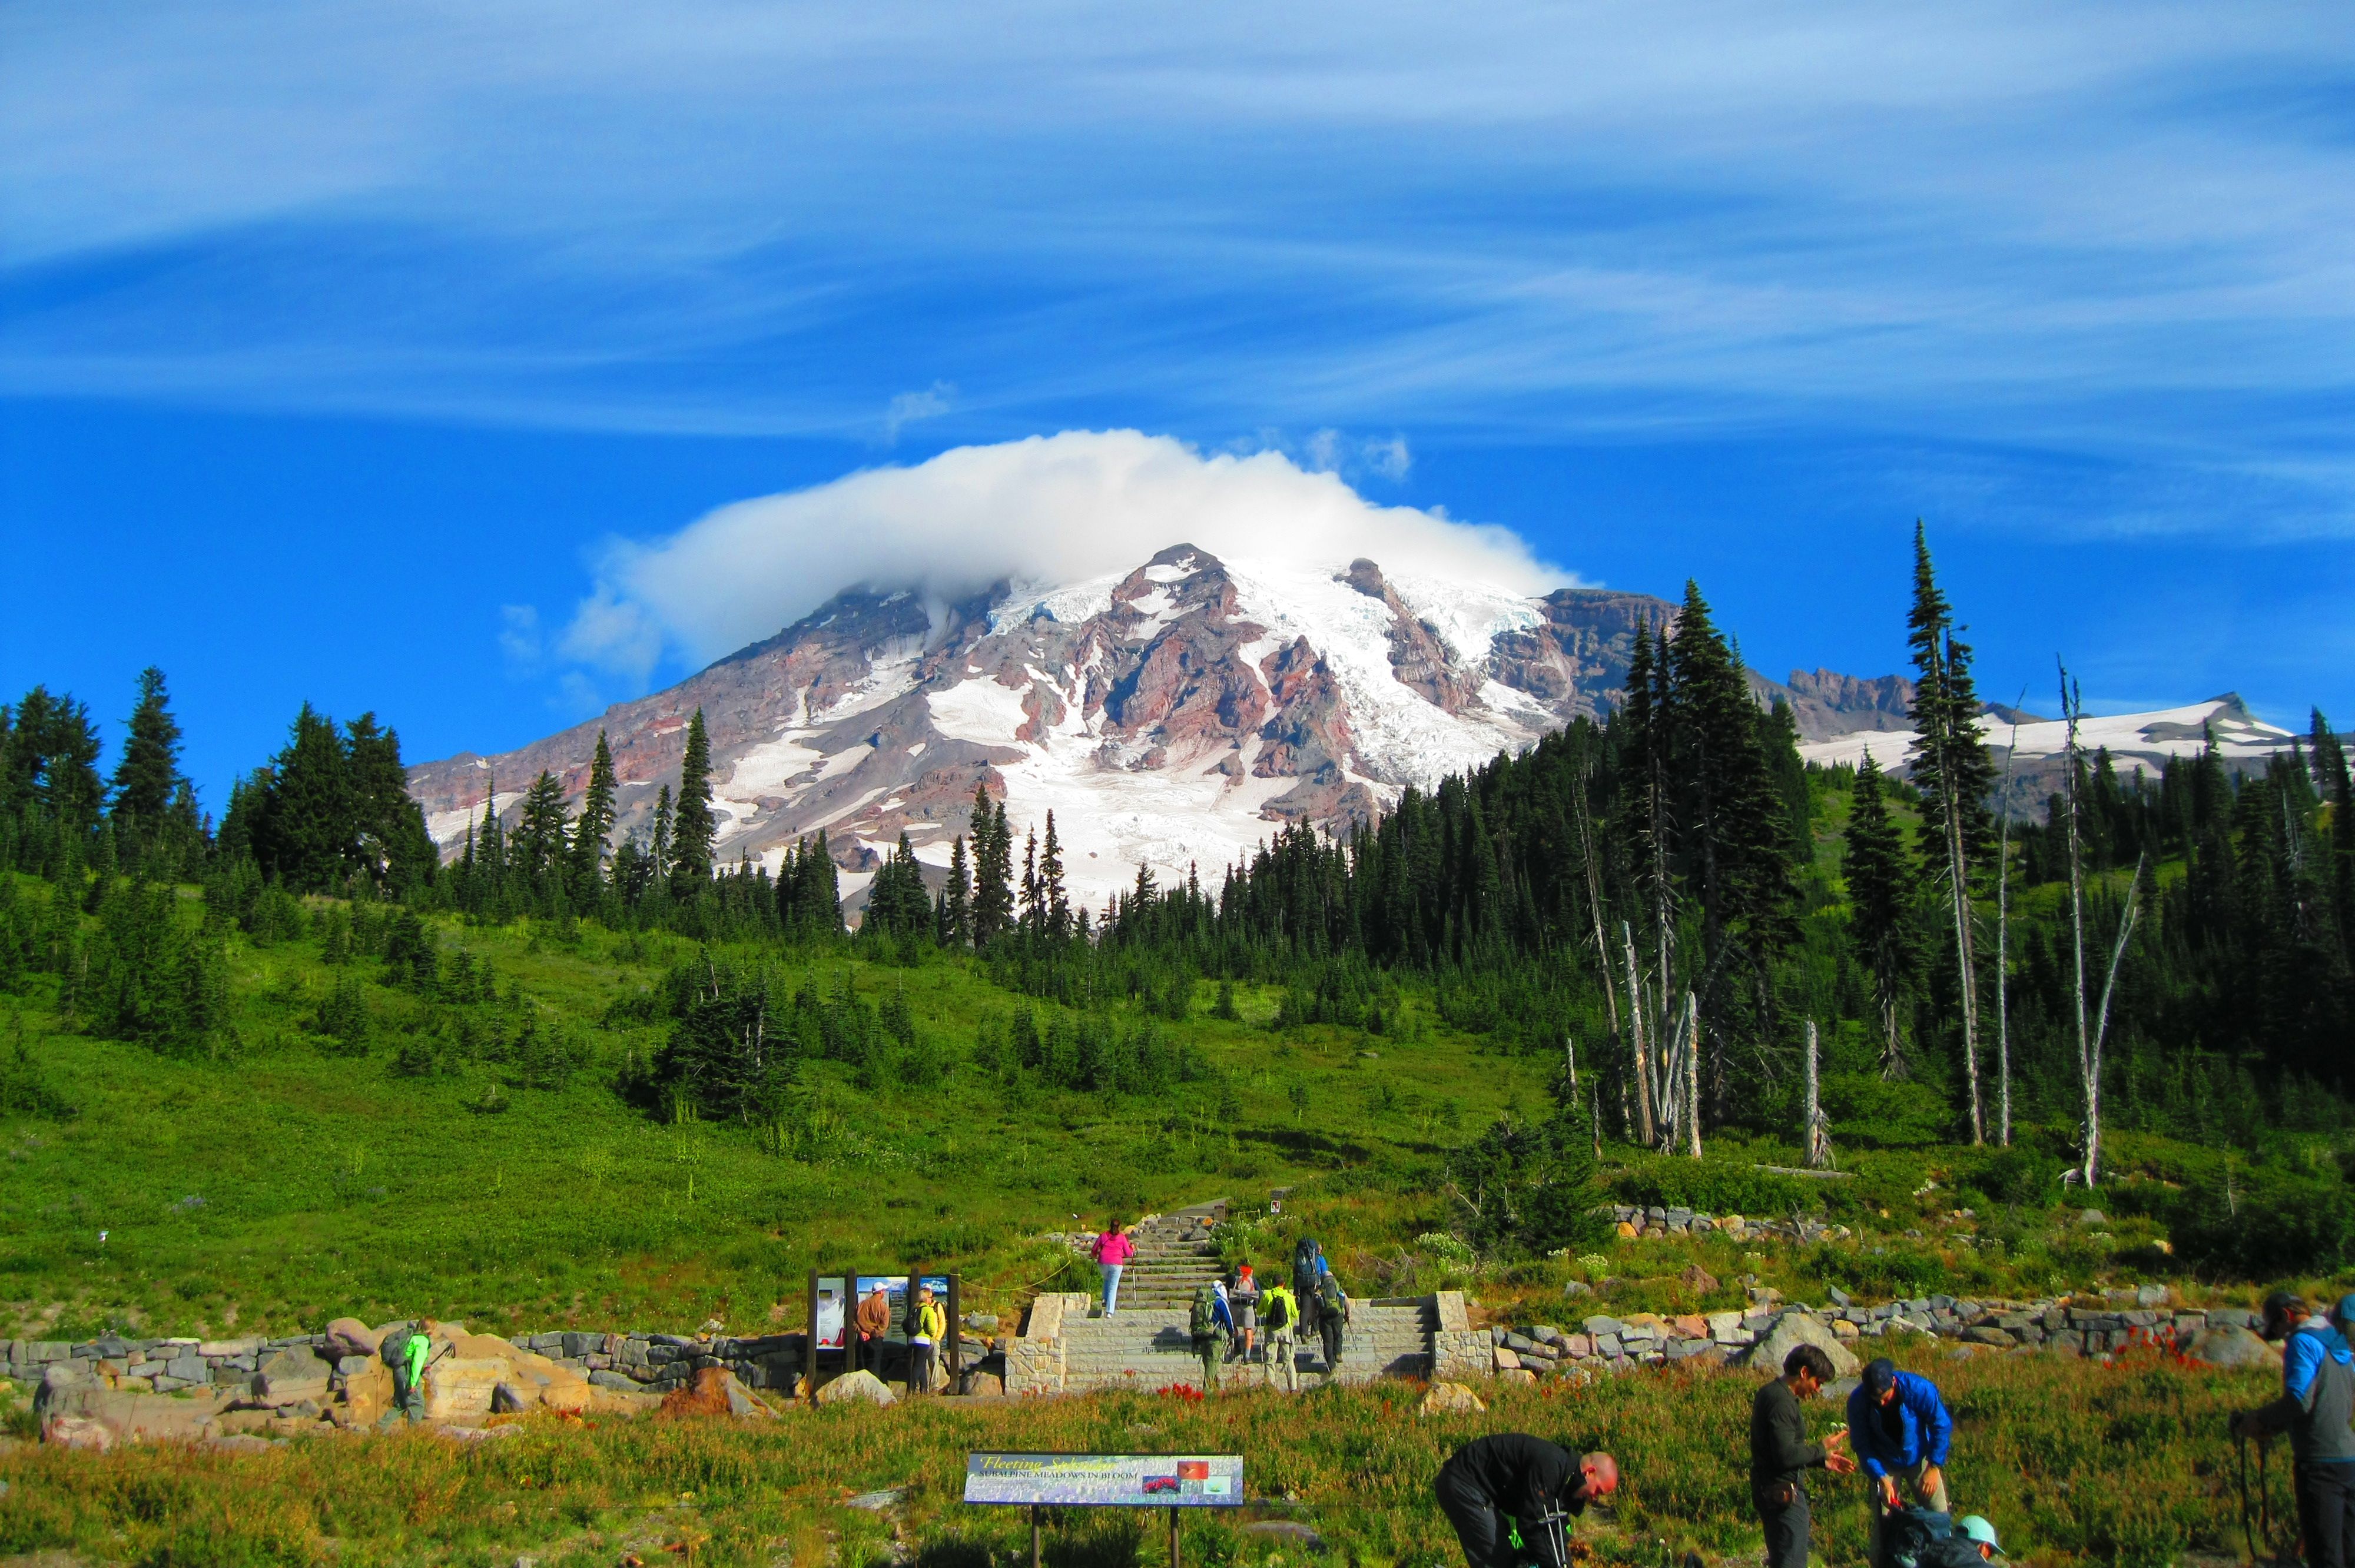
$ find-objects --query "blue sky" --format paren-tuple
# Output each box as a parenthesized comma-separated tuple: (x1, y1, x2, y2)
(4, 2, 2351, 803)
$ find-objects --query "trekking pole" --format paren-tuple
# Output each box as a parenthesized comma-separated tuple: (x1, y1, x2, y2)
(2234, 1431, 2257, 1563)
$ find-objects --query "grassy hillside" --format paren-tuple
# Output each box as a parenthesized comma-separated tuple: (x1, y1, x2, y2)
(0, 871, 2344, 1347)
(0, 878, 1561, 1341)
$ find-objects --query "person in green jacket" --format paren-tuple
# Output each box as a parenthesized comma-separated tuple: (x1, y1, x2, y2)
(383, 1323, 432, 1424)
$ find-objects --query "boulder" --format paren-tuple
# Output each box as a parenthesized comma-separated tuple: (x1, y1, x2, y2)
(323, 1319, 383, 1360)
(586, 1384, 665, 1417)
(2188, 1326, 2280, 1369)
(422, 1358, 512, 1422)
(1741, 1313, 1860, 1378)
(1420, 1381, 1488, 1416)
(41, 1386, 231, 1447)
(1497, 1368, 1537, 1386)
(1679, 1265, 1720, 1294)
(253, 1347, 334, 1405)
(1671, 1315, 1710, 1341)
(816, 1369, 896, 1407)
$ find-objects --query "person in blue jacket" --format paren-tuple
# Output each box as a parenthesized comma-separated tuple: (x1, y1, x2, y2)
(1849, 1357, 1954, 1564)
(2233, 1291, 2355, 1568)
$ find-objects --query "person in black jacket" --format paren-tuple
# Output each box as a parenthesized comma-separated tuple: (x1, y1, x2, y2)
(1752, 1344, 1857, 1568)
(1435, 1434, 1619, 1568)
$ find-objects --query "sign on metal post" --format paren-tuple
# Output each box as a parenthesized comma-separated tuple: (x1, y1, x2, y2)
(965, 1453, 1245, 1568)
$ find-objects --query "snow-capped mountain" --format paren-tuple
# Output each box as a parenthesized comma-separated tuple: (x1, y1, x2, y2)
(1798, 693, 2304, 813)
(409, 544, 1684, 913)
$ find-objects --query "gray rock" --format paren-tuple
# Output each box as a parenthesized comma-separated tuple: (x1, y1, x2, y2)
(1582, 1315, 1623, 1338)
(2078, 1209, 2108, 1227)
(1827, 1285, 1852, 1308)
(817, 1368, 895, 1407)
(1742, 1311, 1860, 1378)
(2188, 1326, 2278, 1369)
(589, 1370, 641, 1391)
(2135, 1284, 2169, 1308)
(847, 1488, 908, 1511)
(1243, 1523, 1331, 1553)
(1562, 1281, 1593, 1298)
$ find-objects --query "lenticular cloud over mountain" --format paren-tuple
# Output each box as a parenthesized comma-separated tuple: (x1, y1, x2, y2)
(566, 430, 1575, 670)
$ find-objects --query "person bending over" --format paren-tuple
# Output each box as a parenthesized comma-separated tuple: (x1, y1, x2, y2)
(1435, 1434, 1619, 1568)
(1847, 1358, 1954, 1566)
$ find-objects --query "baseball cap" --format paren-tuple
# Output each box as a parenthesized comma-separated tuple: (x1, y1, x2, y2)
(1957, 1517, 2005, 1557)
(1863, 1358, 1899, 1398)
(2333, 1293, 2355, 1332)
(2261, 1290, 2308, 1339)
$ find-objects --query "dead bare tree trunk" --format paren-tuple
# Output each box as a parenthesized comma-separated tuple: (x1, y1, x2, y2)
(1804, 1018, 1831, 1168)
(2085, 855, 2147, 1189)
(1926, 633, 1985, 1144)
(1684, 991, 1703, 1158)
(1623, 921, 1656, 1147)
(2061, 662, 2094, 1184)
(1995, 705, 2024, 1148)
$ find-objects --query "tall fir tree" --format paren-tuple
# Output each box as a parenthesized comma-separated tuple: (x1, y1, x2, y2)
(1019, 825, 1041, 935)
(2312, 709, 2354, 968)
(344, 713, 437, 893)
(648, 783, 674, 891)
(109, 667, 185, 834)
(513, 770, 572, 896)
(1843, 749, 1917, 1077)
(971, 785, 1014, 946)
(255, 703, 355, 892)
(1905, 523, 1998, 1140)
(943, 833, 973, 946)
(569, 731, 619, 903)
(1040, 810, 1070, 939)
(669, 708, 715, 893)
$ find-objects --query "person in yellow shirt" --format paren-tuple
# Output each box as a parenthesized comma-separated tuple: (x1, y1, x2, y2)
(1259, 1282, 1301, 1393)
(907, 1283, 947, 1394)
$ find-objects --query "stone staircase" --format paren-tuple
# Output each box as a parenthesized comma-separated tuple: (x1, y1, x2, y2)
(1104, 1202, 1226, 1311)
(1057, 1295, 1437, 1393)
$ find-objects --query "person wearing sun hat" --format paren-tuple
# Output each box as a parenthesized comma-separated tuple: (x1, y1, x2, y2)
(2232, 1290, 2355, 1568)
(1953, 1517, 2006, 1562)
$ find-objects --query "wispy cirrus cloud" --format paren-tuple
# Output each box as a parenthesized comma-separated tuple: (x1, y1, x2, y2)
(2, 1, 2351, 538)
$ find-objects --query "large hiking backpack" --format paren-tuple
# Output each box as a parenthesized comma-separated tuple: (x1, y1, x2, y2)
(1190, 1285, 1225, 1340)
(1315, 1270, 1345, 1314)
(1265, 1291, 1293, 1332)
(379, 1326, 416, 1371)
(1882, 1508, 1955, 1568)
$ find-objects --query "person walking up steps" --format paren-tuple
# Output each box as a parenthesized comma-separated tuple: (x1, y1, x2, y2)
(1190, 1281, 1232, 1393)
(1093, 1219, 1135, 1317)
(2233, 1290, 2355, 1568)
(1313, 1255, 1348, 1380)
(1435, 1434, 1620, 1568)
(1752, 1344, 1857, 1568)
(1849, 1358, 1954, 1568)
(1262, 1277, 1301, 1393)
(1230, 1262, 1261, 1364)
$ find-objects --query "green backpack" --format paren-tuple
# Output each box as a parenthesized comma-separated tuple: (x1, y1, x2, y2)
(1190, 1286, 1225, 1340)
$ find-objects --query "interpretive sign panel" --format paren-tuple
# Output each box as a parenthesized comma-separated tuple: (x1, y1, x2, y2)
(964, 1453, 1245, 1507)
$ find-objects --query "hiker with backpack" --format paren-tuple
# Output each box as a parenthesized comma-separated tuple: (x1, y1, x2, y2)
(379, 1322, 439, 1426)
(1093, 1220, 1136, 1317)
(1847, 1358, 1954, 1567)
(1312, 1257, 1348, 1380)
(906, 1283, 947, 1394)
(1190, 1281, 1233, 1392)
(1435, 1434, 1619, 1568)
(1229, 1262, 1261, 1364)
(1262, 1277, 1302, 1392)
(1751, 1344, 1857, 1568)
(2231, 1290, 2355, 1568)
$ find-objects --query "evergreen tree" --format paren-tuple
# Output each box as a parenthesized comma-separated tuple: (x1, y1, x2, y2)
(669, 709, 715, 893)
(2313, 709, 2354, 968)
(254, 703, 355, 892)
(1019, 825, 1041, 936)
(1843, 749, 1917, 1077)
(971, 785, 1014, 946)
(472, 779, 508, 906)
(569, 731, 619, 902)
(344, 713, 437, 893)
(109, 667, 185, 836)
(1040, 810, 1071, 939)
(648, 784, 674, 886)
(865, 831, 930, 936)
(513, 770, 572, 896)
(943, 834, 973, 946)
(1905, 523, 1998, 1139)
(0, 686, 105, 841)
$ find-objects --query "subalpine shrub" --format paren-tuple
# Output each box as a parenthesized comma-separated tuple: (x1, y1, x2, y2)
(2170, 1165, 2355, 1280)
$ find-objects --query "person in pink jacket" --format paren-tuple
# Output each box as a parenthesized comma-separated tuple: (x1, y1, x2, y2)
(1093, 1221, 1136, 1315)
